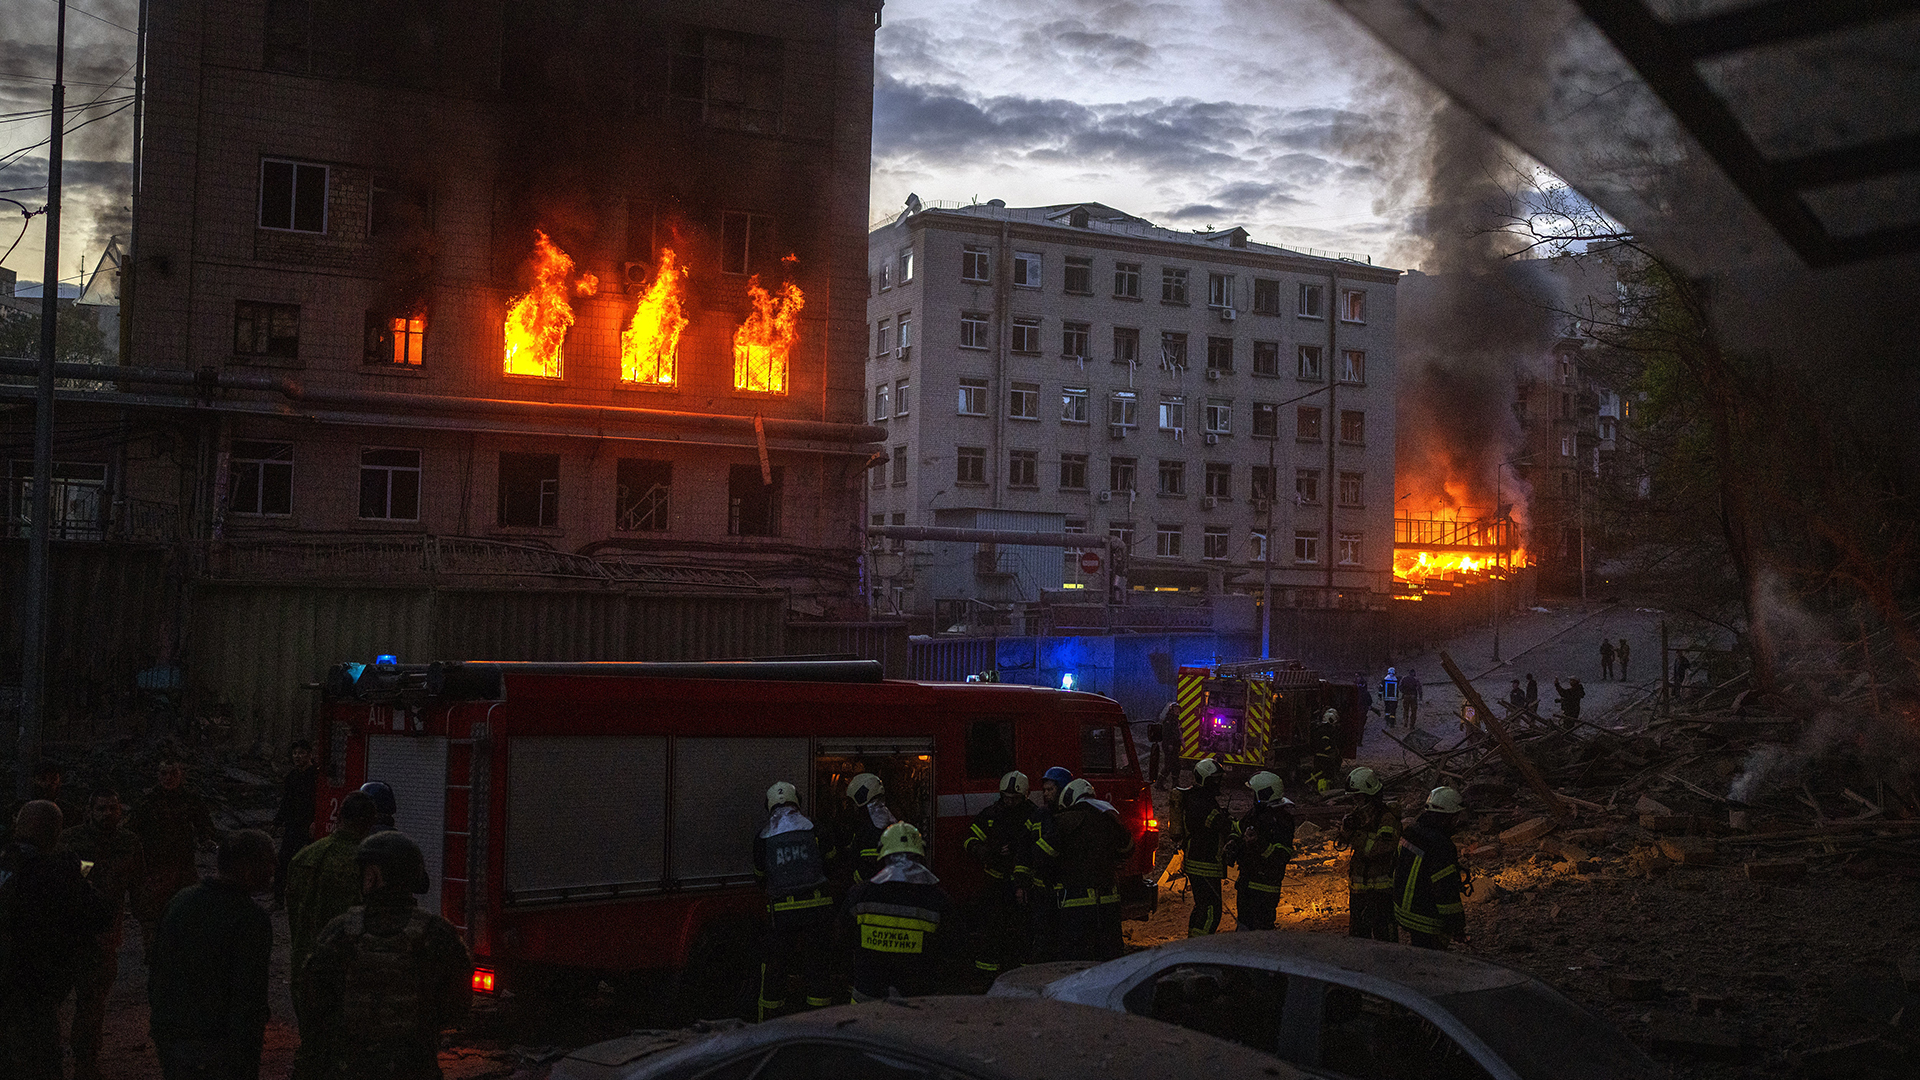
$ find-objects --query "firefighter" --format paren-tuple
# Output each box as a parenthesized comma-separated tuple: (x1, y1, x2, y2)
(963, 771, 1043, 977)
(1306, 708, 1342, 794)
(297, 832, 472, 1079)
(1233, 772, 1295, 932)
(1047, 779, 1133, 960)
(1179, 758, 1230, 936)
(1381, 667, 1400, 727)
(1393, 786, 1469, 949)
(1027, 766, 1072, 959)
(1337, 767, 1401, 942)
(841, 822, 955, 1001)
(752, 782, 836, 1020)
(842, 773, 898, 882)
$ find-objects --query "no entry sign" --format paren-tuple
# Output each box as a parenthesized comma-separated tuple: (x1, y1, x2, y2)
(1078, 550, 1102, 575)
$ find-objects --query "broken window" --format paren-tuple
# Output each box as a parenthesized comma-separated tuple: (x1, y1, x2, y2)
(235, 300, 301, 359)
(365, 311, 425, 366)
(1339, 349, 1367, 384)
(1161, 267, 1189, 304)
(1064, 256, 1092, 294)
(720, 210, 776, 276)
(1299, 282, 1324, 319)
(1008, 450, 1038, 488)
(1341, 288, 1367, 323)
(671, 28, 783, 134)
(1204, 526, 1229, 560)
(615, 458, 671, 531)
(727, 464, 783, 536)
(1013, 251, 1042, 288)
(498, 452, 559, 528)
(359, 447, 421, 521)
(1298, 344, 1323, 380)
(1252, 340, 1279, 376)
(1113, 261, 1141, 298)
(1252, 278, 1281, 315)
(962, 246, 991, 282)
(230, 441, 294, 517)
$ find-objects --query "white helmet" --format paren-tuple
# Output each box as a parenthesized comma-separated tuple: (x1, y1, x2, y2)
(847, 773, 884, 807)
(1387, 667, 1396, 677)
(1426, 786, 1466, 814)
(1060, 778, 1095, 807)
(1247, 771, 1283, 804)
(1348, 767, 1382, 796)
(1000, 770, 1030, 797)
(765, 781, 799, 811)
(1192, 758, 1221, 782)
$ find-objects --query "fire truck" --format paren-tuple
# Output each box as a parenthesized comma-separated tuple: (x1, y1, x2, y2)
(311, 658, 1155, 1012)
(1172, 660, 1365, 775)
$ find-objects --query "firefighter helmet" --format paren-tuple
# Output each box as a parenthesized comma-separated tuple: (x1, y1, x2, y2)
(999, 770, 1030, 796)
(355, 831, 430, 894)
(877, 821, 926, 859)
(1247, 771, 1283, 804)
(847, 773, 884, 807)
(1348, 767, 1383, 796)
(1426, 786, 1466, 814)
(1192, 757, 1222, 783)
(1060, 778, 1095, 807)
(1042, 766, 1073, 788)
(765, 781, 799, 811)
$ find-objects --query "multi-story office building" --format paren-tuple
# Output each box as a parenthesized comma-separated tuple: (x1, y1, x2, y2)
(865, 201, 1398, 624)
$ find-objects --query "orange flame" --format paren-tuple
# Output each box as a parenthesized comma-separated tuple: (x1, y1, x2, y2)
(621, 248, 688, 386)
(733, 263, 802, 394)
(503, 231, 580, 378)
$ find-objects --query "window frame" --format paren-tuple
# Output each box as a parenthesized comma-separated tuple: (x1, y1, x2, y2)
(1158, 395, 1186, 432)
(1113, 327, 1140, 365)
(1011, 317, 1042, 355)
(1061, 321, 1090, 360)
(234, 300, 301, 360)
(962, 246, 992, 283)
(956, 446, 987, 485)
(1207, 272, 1234, 310)
(1205, 336, 1234, 373)
(957, 378, 989, 417)
(1294, 529, 1320, 564)
(1012, 251, 1043, 289)
(1298, 282, 1324, 319)
(229, 440, 294, 517)
(258, 157, 328, 234)
(1155, 523, 1183, 557)
(1160, 266, 1189, 305)
(1063, 256, 1093, 295)
(873, 383, 890, 422)
(1295, 468, 1320, 505)
(898, 246, 914, 284)
(1157, 459, 1185, 497)
(1061, 386, 1089, 424)
(1008, 449, 1039, 489)
(1009, 381, 1040, 421)
(1204, 398, 1232, 435)
(1252, 402, 1278, 439)
(1341, 288, 1366, 324)
(959, 312, 990, 350)
(1203, 525, 1230, 561)
(1059, 452, 1089, 491)
(1251, 277, 1281, 315)
(1298, 344, 1324, 381)
(894, 379, 910, 417)
(1113, 261, 1141, 299)
(1251, 340, 1279, 377)
(1339, 470, 1365, 507)
(875, 317, 892, 358)
(1338, 531, 1363, 565)
(1109, 456, 1137, 494)
(1204, 462, 1233, 499)
(1338, 349, 1366, 385)
(1339, 409, 1366, 445)
(1109, 391, 1138, 430)
(1297, 405, 1323, 442)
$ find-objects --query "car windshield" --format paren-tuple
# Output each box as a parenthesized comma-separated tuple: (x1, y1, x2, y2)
(1433, 983, 1656, 1080)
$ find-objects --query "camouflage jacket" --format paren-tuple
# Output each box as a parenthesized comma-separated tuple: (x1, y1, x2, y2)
(297, 889, 472, 1079)
(286, 828, 370, 972)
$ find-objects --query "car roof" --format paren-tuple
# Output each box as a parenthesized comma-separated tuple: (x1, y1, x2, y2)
(1054, 930, 1533, 999)
(560, 997, 1312, 1080)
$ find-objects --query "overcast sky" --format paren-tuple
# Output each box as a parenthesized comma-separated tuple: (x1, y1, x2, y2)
(0, 0, 1447, 294)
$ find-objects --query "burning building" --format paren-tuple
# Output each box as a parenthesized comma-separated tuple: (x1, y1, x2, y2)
(0, 0, 888, 746)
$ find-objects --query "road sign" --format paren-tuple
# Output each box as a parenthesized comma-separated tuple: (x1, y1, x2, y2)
(1078, 550, 1102, 575)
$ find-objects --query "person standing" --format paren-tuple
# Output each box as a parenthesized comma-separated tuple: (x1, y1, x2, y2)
(1233, 773, 1295, 932)
(1028, 766, 1073, 959)
(751, 782, 836, 1020)
(128, 758, 218, 958)
(297, 832, 472, 1080)
(841, 823, 955, 1000)
(1393, 787, 1469, 950)
(1506, 679, 1526, 711)
(147, 830, 277, 1080)
(841, 773, 898, 882)
(1524, 674, 1539, 711)
(1402, 671, 1423, 728)
(1047, 779, 1133, 959)
(1599, 640, 1615, 680)
(59, 788, 147, 1080)
(273, 740, 319, 910)
(286, 791, 378, 1080)
(1307, 708, 1341, 794)
(1179, 758, 1230, 936)
(1337, 768, 1401, 942)
(358, 781, 398, 834)
(963, 771, 1043, 977)
(0, 801, 111, 1079)
(1617, 638, 1631, 680)
(1380, 668, 1400, 728)
(1554, 677, 1586, 720)
(4, 765, 78, 845)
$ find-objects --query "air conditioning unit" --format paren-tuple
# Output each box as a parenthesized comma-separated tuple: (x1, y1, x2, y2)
(623, 261, 654, 291)
(1201, 496, 1218, 510)
(1096, 491, 1112, 503)
(1252, 498, 1271, 513)
(1220, 307, 1237, 322)
(1109, 425, 1128, 439)
(1205, 368, 1221, 381)
(1204, 433, 1219, 445)
(896, 346, 911, 361)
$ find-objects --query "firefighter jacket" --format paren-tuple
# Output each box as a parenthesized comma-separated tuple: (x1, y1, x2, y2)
(840, 856, 956, 999)
(146, 878, 271, 1075)
(844, 800, 900, 881)
(127, 785, 216, 874)
(297, 886, 473, 1080)
(286, 826, 373, 974)
(1393, 813, 1466, 939)
(1236, 801, 1296, 893)
(964, 796, 1046, 886)
(1179, 783, 1231, 880)
(1338, 797, 1402, 892)
(753, 807, 834, 927)
(1047, 800, 1133, 907)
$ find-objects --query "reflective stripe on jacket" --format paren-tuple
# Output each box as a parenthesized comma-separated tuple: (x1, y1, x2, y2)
(1392, 815, 1465, 938)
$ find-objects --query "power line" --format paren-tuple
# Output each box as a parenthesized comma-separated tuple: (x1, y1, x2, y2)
(39, 0, 139, 36)
(0, 98, 135, 177)
(0, 73, 133, 90)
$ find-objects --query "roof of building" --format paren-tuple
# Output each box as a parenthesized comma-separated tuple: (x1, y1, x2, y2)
(875, 199, 1390, 272)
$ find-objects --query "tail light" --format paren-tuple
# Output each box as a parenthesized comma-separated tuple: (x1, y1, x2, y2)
(472, 967, 496, 994)
(1146, 818, 1159, 830)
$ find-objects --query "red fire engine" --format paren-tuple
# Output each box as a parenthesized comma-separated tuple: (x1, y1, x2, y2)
(312, 658, 1156, 1011)
(1172, 660, 1366, 775)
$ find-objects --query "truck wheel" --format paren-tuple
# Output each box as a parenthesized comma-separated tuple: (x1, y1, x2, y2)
(676, 918, 760, 1023)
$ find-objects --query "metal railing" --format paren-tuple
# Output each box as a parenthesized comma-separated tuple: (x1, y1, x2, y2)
(192, 535, 762, 588)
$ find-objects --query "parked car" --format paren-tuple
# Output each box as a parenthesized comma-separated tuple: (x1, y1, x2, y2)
(550, 996, 1315, 1080)
(988, 931, 1662, 1080)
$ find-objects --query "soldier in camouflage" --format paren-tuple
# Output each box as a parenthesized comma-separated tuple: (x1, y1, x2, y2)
(127, 758, 217, 958)
(286, 791, 378, 1080)
(298, 831, 472, 1080)
(57, 788, 146, 1080)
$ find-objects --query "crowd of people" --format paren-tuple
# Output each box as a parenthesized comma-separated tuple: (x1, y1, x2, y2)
(0, 753, 470, 1080)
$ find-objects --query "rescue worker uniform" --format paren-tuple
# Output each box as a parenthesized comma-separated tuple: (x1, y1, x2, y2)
(1381, 669, 1400, 725)
(285, 818, 374, 1080)
(1178, 772, 1230, 937)
(147, 876, 273, 1079)
(962, 791, 1045, 975)
(752, 803, 838, 1019)
(127, 781, 217, 956)
(1233, 797, 1295, 932)
(0, 837, 111, 1080)
(297, 839, 472, 1080)
(58, 815, 146, 1078)
(1338, 796, 1401, 941)
(1306, 709, 1342, 793)
(1046, 787, 1133, 960)
(841, 849, 955, 1000)
(1394, 810, 1467, 949)
(844, 800, 898, 882)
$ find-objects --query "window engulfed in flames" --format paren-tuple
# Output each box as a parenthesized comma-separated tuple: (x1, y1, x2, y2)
(1392, 504, 1530, 598)
(622, 248, 688, 386)
(733, 266, 804, 395)
(503, 231, 584, 379)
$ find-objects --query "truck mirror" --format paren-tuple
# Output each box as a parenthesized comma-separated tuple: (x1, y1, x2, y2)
(1146, 723, 1164, 742)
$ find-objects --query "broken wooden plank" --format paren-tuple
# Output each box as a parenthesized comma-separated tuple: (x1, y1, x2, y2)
(1439, 651, 1571, 820)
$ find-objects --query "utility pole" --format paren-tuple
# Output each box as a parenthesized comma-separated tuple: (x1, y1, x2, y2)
(120, 0, 149, 363)
(20, 0, 67, 797)
(1260, 424, 1276, 659)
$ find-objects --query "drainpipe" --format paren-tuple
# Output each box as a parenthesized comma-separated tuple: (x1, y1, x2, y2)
(1325, 268, 1337, 603)
(992, 221, 1011, 510)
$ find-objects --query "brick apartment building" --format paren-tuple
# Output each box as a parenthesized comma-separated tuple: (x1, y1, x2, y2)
(864, 201, 1399, 626)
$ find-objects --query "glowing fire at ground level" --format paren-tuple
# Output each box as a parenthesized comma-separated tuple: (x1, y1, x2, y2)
(1391, 507, 1526, 598)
